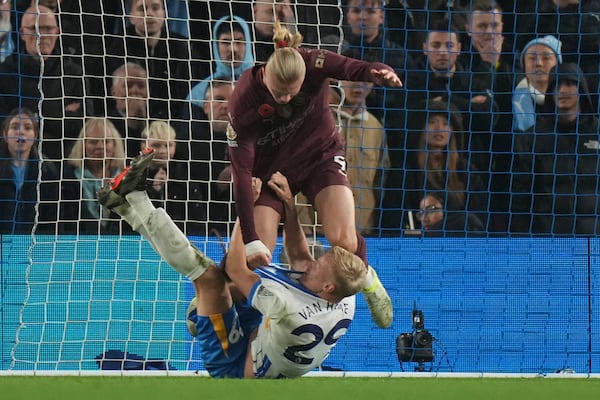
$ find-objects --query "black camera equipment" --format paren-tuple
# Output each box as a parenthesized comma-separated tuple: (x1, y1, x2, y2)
(396, 302, 434, 371)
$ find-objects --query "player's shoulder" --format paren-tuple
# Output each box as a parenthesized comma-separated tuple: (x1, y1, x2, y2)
(229, 66, 267, 128)
(236, 64, 263, 89)
(236, 64, 256, 81)
(299, 47, 334, 68)
(299, 47, 350, 84)
(256, 264, 302, 282)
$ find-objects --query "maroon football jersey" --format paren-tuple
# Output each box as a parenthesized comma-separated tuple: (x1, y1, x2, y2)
(228, 48, 392, 243)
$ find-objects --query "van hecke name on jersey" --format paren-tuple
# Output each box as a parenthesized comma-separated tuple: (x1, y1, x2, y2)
(298, 301, 352, 320)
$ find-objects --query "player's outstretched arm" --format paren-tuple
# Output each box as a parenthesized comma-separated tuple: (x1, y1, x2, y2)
(228, 129, 272, 268)
(226, 219, 260, 299)
(267, 172, 312, 267)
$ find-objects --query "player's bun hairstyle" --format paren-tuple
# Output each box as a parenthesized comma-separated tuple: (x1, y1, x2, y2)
(272, 20, 303, 50)
(329, 246, 367, 299)
(266, 21, 305, 85)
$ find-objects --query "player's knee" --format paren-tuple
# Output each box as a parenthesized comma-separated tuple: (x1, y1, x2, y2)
(197, 264, 223, 286)
(148, 209, 189, 255)
(327, 230, 357, 253)
(162, 242, 203, 272)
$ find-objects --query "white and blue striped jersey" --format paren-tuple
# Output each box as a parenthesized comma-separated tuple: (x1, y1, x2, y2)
(248, 265, 356, 378)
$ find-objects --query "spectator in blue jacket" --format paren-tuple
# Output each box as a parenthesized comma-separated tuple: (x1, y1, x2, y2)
(187, 15, 253, 112)
(512, 35, 562, 133)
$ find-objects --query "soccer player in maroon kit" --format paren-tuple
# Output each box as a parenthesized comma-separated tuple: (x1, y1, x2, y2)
(227, 22, 401, 328)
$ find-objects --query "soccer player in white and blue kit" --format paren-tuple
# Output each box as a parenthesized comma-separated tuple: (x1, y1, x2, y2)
(98, 149, 367, 378)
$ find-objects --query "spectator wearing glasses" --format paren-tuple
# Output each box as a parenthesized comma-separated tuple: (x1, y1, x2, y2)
(408, 192, 484, 236)
(416, 194, 444, 232)
(34, 0, 113, 116)
(0, 4, 90, 160)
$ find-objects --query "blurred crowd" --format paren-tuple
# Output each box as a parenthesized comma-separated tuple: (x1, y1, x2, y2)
(1, 0, 599, 237)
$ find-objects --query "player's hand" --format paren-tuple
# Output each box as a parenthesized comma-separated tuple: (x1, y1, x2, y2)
(65, 101, 82, 113)
(471, 95, 488, 104)
(151, 167, 167, 192)
(474, 36, 503, 65)
(215, 165, 232, 195)
(128, 98, 147, 118)
(267, 171, 293, 208)
(217, 165, 232, 183)
(245, 240, 272, 269)
(247, 252, 272, 269)
(370, 68, 403, 88)
(251, 177, 263, 203)
(275, 0, 294, 24)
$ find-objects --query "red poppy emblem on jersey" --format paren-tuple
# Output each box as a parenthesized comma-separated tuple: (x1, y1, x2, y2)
(258, 104, 275, 118)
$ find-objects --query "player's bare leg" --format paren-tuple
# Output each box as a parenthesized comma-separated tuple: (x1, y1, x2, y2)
(186, 265, 233, 337)
(244, 329, 258, 378)
(314, 185, 393, 328)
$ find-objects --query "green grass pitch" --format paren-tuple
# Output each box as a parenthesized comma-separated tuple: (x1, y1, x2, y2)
(1, 377, 599, 400)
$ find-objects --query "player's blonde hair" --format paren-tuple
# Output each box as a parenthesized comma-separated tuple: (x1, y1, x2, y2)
(265, 21, 305, 84)
(329, 246, 367, 299)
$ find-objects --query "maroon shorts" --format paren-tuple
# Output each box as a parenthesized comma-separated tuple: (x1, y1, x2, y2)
(255, 142, 350, 217)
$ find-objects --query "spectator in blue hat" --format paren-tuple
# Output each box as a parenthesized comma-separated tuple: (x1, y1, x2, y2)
(512, 35, 562, 133)
(514, 0, 600, 112)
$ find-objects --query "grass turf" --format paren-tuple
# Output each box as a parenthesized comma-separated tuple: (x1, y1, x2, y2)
(1, 377, 600, 400)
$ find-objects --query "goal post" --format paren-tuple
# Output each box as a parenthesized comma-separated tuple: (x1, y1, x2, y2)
(2, 0, 600, 375)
